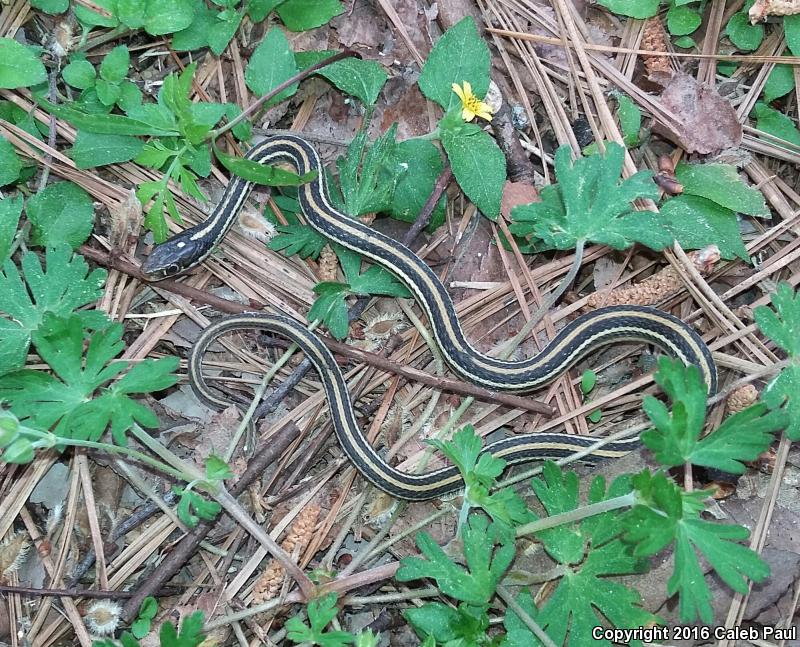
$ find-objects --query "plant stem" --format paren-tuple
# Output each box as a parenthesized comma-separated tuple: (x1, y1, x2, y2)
(497, 585, 559, 647)
(515, 491, 636, 537)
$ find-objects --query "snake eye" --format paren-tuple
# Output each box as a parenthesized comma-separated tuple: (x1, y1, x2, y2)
(168, 263, 181, 276)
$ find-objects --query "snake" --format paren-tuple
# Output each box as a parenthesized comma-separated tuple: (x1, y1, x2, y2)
(141, 134, 717, 500)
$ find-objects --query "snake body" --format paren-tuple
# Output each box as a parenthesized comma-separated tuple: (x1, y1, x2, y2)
(142, 134, 717, 500)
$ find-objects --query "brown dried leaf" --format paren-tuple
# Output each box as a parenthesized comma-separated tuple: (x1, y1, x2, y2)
(656, 72, 743, 154)
(500, 180, 539, 220)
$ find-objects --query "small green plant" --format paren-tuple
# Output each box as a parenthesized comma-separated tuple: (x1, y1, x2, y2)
(285, 593, 379, 647)
(93, 610, 206, 647)
(130, 597, 158, 639)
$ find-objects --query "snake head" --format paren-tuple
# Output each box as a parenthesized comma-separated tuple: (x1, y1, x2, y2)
(140, 233, 206, 281)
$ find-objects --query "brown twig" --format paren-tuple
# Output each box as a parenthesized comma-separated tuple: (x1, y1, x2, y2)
(212, 50, 361, 140)
(120, 422, 301, 622)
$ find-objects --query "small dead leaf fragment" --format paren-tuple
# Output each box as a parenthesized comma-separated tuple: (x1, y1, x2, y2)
(657, 72, 743, 154)
(500, 180, 539, 219)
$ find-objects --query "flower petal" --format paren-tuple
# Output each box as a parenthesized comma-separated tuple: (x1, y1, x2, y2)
(452, 82, 466, 102)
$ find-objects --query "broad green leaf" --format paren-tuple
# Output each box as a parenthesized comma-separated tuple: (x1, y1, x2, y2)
(27, 182, 95, 249)
(581, 369, 597, 395)
(269, 222, 328, 259)
(285, 593, 353, 647)
(726, 11, 763, 51)
(62, 59, 96, 90)
(0, 38, 47, 89)
(275, 0, 343, 31)
(510, 143, 669, 251)
(207, 9, 242, 55)
(308, 282, 350, 339)
(441, 123, 505, 219)
(42, 100, 179, 136)
(418, 17, 490, 111)
(659, 194, 749, 260)
(247, 0, 284, 21)
(667, 5, 701, 35)
(69, 131, 144, 168)
(0, 196, 23, 264)
(30, 0, 69, 13)
(763, 63, 795, 103)
(95, 78, 121, 107)
(314, 58, 387, 106)
(144, 0, 197, 35)
(214, 146, 313, 185)
(335, 126, 399, 216)
(115, 0, 147, 27)
(597, 0, 658, 18)
(785, 14, 800, 56)
(99, 45, 129, 83)
(74, 0, 119, 27)
(0, 314, 178, 444)
(244, 27, 298, 103)
(389, 138, 446, 228)
(0, 137, 22, 185)
(752, 102, 800, 146)
(616, 94, 641, 146)
(338, 246, 410, 298)
(675, 162, 769, 216)
(397, 514, 514, 605)
(754, 282, 800, 439)
(172, 3, 217, 51)
(0, 247, 107, 375)
(674, 36, 696, 48)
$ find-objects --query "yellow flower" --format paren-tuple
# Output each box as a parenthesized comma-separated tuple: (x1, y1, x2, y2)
(451, 81, 494, 122)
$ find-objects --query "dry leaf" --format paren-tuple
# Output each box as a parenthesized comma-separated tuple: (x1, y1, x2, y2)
(656, 72, 743, 154)
(500, 180, 539, 219)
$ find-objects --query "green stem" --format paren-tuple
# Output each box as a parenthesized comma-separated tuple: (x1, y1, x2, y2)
(128, 423, 204, 482)
(20, 427, 187, 481)
(515, 492, 636, 538)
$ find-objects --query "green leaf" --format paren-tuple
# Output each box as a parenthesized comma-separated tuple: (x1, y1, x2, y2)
(763, 63, 795, 103)
(308, 282, 350, 339)
(405, 603, 489, 645)
(2, 438, 34, 464)
(667, 5, 701, 35)
(659, 194, 749, 260)
(42, 100, 179, 136)
(244, 27, 298, 103)
(641, 359, 784, 472)
(587, 409, 602, 423)
(389, 138, 446, 228)
(418, 17, 490, 111)
(0, 136, 22, 186)
(335, 126, 401, 216)
(95, 78, 121, 107)
(581, 369, 597, 395)
(26, 182, 95, 249)
(752, 101, 800, 146)
(275, 0, 343, 31)
(0, 196, 23, 264)
(144, 0, 197, 35)
(207, 9, 242, 55)
(314, 58, 387, 106)
(115, 0, 147, 27)
(726, 11, 763, 51)
(397, 514, 514, 605)
(0, 38, 47, 89)
(247, 0, 284, 21)
(441, 123, 505, 219)
(214, 146, 313, 185)
(510, 143, 668, 251)
(30, 0, 69, 14)
(69, 130, 144, 168)
(675, 162, 769, 216)
(674, 36, 696, 48)
(597, 0, 658, 18)
(99, 45, 129, 84)
(623, 471, 769, 623)
(338, 246, 411, 298)
(286, 593, 354, 647)
(754, 282, 800, 439)
(615, 94, 641, 146)
(785, 14, 800, 56)
(74, 0, 119, 27)
(62, 59, 96, 90)
(0, 247, 107, 376)
(205, 455, 234, 481)
(269, 222, 328, 259)
(172, 3, 217, 51)
(158, 611, 206, 647)
(0, 314, 178, 443)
